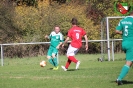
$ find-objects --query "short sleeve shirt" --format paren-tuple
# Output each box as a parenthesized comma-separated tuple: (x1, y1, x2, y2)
(68, 26, 86, 48)
(49, 31, 64, 48)
(116, 16, 133, 42)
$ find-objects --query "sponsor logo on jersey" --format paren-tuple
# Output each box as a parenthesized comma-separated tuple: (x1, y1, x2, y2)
(56, 36, 59, 39)
(74, 30, 81, 32)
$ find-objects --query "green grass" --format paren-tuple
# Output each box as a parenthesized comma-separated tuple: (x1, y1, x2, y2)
(0, 54, 133, 88)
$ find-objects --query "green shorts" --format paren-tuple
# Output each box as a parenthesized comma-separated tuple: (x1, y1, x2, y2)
(122, 41, 133, 61)
(47, 46, 58, 56)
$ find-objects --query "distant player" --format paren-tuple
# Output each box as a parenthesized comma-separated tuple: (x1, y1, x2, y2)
(61, 18, 88, 71)
(45, 26, 64, 70)
(115, 11, 133, 85)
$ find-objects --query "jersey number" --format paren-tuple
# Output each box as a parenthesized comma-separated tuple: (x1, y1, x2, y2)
(124, 25, 128, 36)
(76, 33, 79, 39)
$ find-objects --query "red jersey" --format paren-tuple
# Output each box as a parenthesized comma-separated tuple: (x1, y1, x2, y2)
(67, 26, 86, 48)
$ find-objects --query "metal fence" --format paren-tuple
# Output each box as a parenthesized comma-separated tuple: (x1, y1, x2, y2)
(0, 42, 50, 66)
(0, 39, 123, 66)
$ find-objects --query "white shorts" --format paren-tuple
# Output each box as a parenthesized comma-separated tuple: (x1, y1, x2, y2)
(67, 45, 79, 56)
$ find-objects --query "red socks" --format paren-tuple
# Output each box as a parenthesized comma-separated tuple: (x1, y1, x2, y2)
(65, 59, 71, 69)
(65, 56, 78, 69)
(68, 56, 78, 63)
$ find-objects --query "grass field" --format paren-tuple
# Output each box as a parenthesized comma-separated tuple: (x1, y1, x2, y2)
(0, 54, 133, 88)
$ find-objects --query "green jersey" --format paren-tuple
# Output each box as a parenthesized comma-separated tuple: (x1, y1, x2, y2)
(116, 16, 133, 42)
(49, 31, 63, 48)
(116, 16, 133, 61)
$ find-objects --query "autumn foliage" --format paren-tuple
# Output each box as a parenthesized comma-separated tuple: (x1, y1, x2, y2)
(0, 0, 129, 57)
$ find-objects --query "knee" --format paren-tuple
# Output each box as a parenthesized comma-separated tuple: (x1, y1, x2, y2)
(52, 54, 56, 58)
(47, 56, 51, 59)
(126, 61, 133, 67)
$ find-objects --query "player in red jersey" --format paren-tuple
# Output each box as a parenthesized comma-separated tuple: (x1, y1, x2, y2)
(61, 18, 88, 71)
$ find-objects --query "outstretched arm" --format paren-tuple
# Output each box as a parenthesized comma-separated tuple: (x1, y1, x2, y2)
(62, 37, 70, 47)
(84, 35, 88, 51)
(56, 42, 63, 49)
(45, 35, 50, 39)
(116, 30, 122, 35)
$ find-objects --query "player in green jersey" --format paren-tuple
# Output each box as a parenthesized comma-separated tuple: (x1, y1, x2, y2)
(45, 26, 64, 70)
(115, 11, 133, 85)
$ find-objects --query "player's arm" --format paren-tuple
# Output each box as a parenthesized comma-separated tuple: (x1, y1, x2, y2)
(84, 35, 88, 51)
(116, 30, 122, 35)
(56, 34, 64, 49)
(45, 35, 50, 39)
(56, 42, 63, 49)
(62, 37, 70, 48)
(116, 21, 123, 35)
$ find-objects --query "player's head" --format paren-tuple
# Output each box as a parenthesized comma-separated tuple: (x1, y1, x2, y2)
(71, 18, 78, 25)
(130, 11, 133, 16)
(54, 26, 60, 34)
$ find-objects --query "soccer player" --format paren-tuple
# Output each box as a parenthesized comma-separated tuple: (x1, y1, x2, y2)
(115, 11, 133, 85)
(61, 18, 88, 71)
(45, 26, 64, 70)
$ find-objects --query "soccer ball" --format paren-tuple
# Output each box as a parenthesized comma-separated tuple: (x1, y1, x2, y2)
(40, 61, 46, 67)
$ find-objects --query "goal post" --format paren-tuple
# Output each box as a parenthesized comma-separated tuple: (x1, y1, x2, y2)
(101, 16, 125, 61)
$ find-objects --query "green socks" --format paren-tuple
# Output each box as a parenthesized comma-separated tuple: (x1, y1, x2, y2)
(53, 57, 58, 67)
(48, 58, 58, 67)
(48, 59, 55, 66)
(118, 65, 130, 80)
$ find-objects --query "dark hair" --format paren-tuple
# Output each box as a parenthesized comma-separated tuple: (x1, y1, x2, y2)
(130, 11, 133, 15)
(71, 18, 78, 25)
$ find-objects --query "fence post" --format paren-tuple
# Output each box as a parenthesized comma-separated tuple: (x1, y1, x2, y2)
(57, 52, 59, 64)
(112, 40, 115, 61)
(106, 17, 111, 61)
(1, 45, 4, 66)
(100, 21, 104, 59)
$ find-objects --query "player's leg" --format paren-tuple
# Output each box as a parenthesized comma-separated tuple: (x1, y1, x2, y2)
(67, 45, 80, 69)
(66, 45, 80, 69)
(47, 47, 55, 66)
(52, 53, 58, 66)
(117, 61, 132, 80)
(62, 59, 71, 71)
(61, 45, 74, 71)
(61, 60, 71, 71)
(52, 48, 58, 66)
(65, 59, 72, 69)
(116, 46, 133, 85)
(52, 48, 59, 70)
(67, 45, 79, 63)
(67, 55, 80, 69)
(47, 56, 54, 65)
(116, 61, 132, 85)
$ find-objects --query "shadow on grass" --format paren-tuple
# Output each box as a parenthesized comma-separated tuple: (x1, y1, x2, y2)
(67, 69, 76, 71)
(48, 68, 85, 71)
(48, 68, 53, 70)
(111, 80, 133, 85)
(48, 68, 77, 71)
(67, 68, 87, 71)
